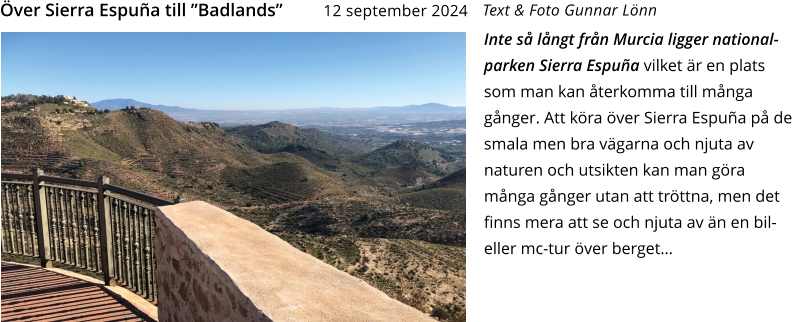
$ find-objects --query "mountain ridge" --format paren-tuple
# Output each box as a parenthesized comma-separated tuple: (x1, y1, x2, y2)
(91, 99, 465, 112)
(1, 105, 466, 318)
(89, 98, 191, 113)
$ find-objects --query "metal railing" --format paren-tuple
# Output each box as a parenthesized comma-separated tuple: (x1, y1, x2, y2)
(1, 169, 177, 303)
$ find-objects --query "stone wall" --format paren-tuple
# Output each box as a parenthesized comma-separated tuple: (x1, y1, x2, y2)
(155, 201, 433, 322)
(155, 204, 269, 322)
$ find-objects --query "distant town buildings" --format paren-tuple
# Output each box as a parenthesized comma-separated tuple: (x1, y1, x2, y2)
(370, 125, 466, 136)
(56, 95, 91, 107)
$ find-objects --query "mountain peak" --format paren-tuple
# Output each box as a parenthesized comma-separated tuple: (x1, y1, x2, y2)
(261, 121, 296, 129)
(91, 99, 189, 113)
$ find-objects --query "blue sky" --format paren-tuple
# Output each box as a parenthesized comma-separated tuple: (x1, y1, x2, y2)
(1, 33, 465, 110)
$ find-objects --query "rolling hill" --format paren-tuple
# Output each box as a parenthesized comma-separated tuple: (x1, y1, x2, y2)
(400, 169, 466, 212)
(367, 162, 437, 190)
(1, 103, 466, 319)
(354, 140, 461, 176)
(226, 121, 370, 156)
(0, 107, 344, 206)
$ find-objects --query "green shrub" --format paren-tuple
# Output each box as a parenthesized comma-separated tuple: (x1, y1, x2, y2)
(431, 306, 451, 320)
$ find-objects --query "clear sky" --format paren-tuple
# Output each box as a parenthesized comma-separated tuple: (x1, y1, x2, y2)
(1, 33, 465, 110)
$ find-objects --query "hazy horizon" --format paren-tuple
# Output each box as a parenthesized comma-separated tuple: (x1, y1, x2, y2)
(1, 33, 465, 110)
(90, 98, 465, 110)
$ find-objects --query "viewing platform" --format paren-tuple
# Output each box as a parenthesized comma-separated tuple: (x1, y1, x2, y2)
(1, 170, 432, 321)
(1, 262, 155, 321)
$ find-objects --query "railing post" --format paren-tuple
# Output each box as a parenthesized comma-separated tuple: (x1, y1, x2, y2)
(97, 176, 116, 287)
(32, 169, 52, 268)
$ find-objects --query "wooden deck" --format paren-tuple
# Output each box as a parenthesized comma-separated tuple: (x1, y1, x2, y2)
(1, 262, 155, 321)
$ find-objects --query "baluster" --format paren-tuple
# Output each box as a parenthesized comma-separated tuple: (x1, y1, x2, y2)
(44, 187, 60, 261)
(116, 200, 125, 284)
(69, 190, 75, 264)
(47, 187, 60, 263)
(74, 191, 87, 268)
(6, 184, 13, 254)
(10, 187, 16, 252)
(82, 192, 93, 270)
(8, 185, 19, 254)
(58, 188, 69, 264)
(128, 204, 135, 290)
(2, 184, 10, 253)
(27, 185, 38, 257)
(1, 184, 6, 251)
(22, 185, 30, 255)
(3, 184, 14, 253)
(123, 201, 131, 286)
(85, 192, 92, 269)
(16, 185, 27, 256)
(64, 189, 72, 263)
(121, 199, 129, 285)
(10, 185, 17, 254)
(65, 189, 72, 264)
(20, 185, 28, 255)
(112, 198, 122, 281)
(138, 207, 145, 296)
(91, 193, 101, 271)
(72, 191, 80, 267)
(72, 191, 80, 265)
(6, 183, 15, 253)
(26, 186, 33, 254)
(80, 192, 89, 268)
(53, 188, 66, 263)
(20, 185, 26, 253)
(150, 208, 157, 303)
(132, 205, 141, 293)
(142, 209, 151, 299)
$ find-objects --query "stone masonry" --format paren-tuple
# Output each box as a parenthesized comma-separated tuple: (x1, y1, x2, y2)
(155, 201, 433, 322)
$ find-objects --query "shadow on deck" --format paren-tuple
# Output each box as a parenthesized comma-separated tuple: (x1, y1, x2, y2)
(1, 262, 156, 322)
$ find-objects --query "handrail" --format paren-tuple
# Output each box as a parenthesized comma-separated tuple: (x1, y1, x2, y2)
(40, 183, 98, 194)
(0, 180, 32, 185)
(105, 184, 173, 206)
(1, 171, 173, 205)
(106, 191, 164, 210)
(1, 169, 180, 303)
(39, 175, 96, 188)
(0, 173, 33, 181)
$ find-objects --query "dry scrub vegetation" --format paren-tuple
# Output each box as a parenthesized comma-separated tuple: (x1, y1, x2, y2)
(1, 103, 466, 319)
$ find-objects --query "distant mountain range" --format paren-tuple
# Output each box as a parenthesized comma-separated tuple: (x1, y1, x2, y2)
(305, 103, 465, 114)
(90, 99, 464, 113)
(90, 99, 191, 113)
(90, 99, 466, 126)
